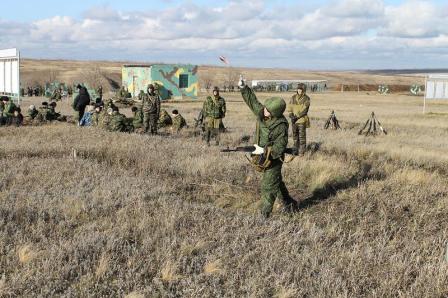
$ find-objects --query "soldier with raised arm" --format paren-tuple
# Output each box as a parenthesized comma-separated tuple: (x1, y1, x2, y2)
(238, 76, 297, 218)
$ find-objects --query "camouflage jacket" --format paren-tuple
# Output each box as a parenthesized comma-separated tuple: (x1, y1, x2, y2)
(35, 107, 49, 122)
(107, 112, 126, 132)
(91, 112, 100, 126)
(133, 109, 144, 129)
(98, 111, 111, 129)
(203, 96, 226, 119)
(241, 86, 289, 160)
(158, 110, 172, 127)
(172, 114, 187, 132)
(28, 109, 38, 119)
(141, 92, 161, 115)
(288, 93, 310, 126)
(47, 108, 60, 121)
(2, 102, 16, 118)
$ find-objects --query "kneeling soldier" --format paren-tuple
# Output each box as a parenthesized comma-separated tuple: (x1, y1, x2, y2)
(171, 109, 187, 133)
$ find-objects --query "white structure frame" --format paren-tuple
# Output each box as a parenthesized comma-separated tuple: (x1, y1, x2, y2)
(424, 74, 448, 113)
(251, 79, 328, 92)
(0, 48, 20, 104)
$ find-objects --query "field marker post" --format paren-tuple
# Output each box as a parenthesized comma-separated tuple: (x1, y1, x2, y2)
(17, 50, 20, 105)
(423, 76, 427, 114)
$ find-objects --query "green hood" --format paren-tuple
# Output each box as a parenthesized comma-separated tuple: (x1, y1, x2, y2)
(264, 97, 286, 118)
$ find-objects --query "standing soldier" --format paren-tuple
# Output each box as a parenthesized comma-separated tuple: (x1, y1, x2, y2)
(141, 84, 161, 134)
(238, 77, 297, 218)
(97, 85, 103, 102)
(203, 86, 226, 146)
(288, 83, 310, 156)
(73, 84, 91, 124)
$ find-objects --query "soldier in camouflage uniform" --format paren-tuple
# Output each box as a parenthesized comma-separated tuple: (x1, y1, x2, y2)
(51, 88, 62, 101)
(138, 90, 145, 101)
(288, 83, 310, 156)
(171, 109, 187, 133)
(141, 84, 161, 134)
(35, 102, 50, 122)
(96, 86, 103, 102)
(107, 106, 126, 132)
(131, 106, 144, 133)
(97, 103, 112, 130)
(202, 87, 226, 146)
(91, 104, 102, 127)
(27, 105, 38, 120)
(238, 77, 297, 218)
(47, 102, 62, 121)
(1, 96, 16, 118)
(158, 109, 172, 129)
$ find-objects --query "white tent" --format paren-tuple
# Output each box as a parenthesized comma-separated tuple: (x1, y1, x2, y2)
(0, 48, 20, 104)
(424, 74, 448, 113)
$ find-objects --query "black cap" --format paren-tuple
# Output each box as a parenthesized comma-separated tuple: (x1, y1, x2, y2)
(1, 96, 9, 101)
(131, 106, 138, 112)
(76, 84, 82, 89)
(41, 102, 48, 106)
(172, 109, 179, 115)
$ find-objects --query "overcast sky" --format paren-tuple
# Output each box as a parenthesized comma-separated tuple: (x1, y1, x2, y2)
(1, 0, 447, 70)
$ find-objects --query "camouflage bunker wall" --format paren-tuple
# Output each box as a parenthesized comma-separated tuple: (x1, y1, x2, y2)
(122, 64, 199, 100)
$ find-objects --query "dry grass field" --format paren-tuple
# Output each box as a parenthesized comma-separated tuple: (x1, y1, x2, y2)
(1, 72, 448, 296)
(0, 60, 448, 298)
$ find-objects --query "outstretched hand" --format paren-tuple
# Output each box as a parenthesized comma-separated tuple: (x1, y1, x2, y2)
(238, 75, 246, 89)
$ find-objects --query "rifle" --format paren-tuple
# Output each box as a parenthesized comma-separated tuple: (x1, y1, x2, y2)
(221, 146, 296, 155)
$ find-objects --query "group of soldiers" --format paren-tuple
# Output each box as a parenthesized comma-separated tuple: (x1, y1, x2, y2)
(77, 84, 187, 134)
(2, 77, 312, 219)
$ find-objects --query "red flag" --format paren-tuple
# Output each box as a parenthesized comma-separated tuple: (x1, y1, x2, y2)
(219, 56, 229, 65)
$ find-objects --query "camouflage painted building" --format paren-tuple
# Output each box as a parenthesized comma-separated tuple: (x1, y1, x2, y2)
(122, 64, 199, 100)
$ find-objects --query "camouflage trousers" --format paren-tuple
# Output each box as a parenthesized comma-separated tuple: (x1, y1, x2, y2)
(292, 123, 307, 155)
(143, 112, 158, 134)
(261, 160, 296, 218)
(205, 128, 220, 145)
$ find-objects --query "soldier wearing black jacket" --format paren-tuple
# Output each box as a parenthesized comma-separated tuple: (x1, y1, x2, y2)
(73, 84, 91, 123)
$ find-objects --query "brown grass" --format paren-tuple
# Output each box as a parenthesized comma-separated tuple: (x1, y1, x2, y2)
(1, 87, 448, 297)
